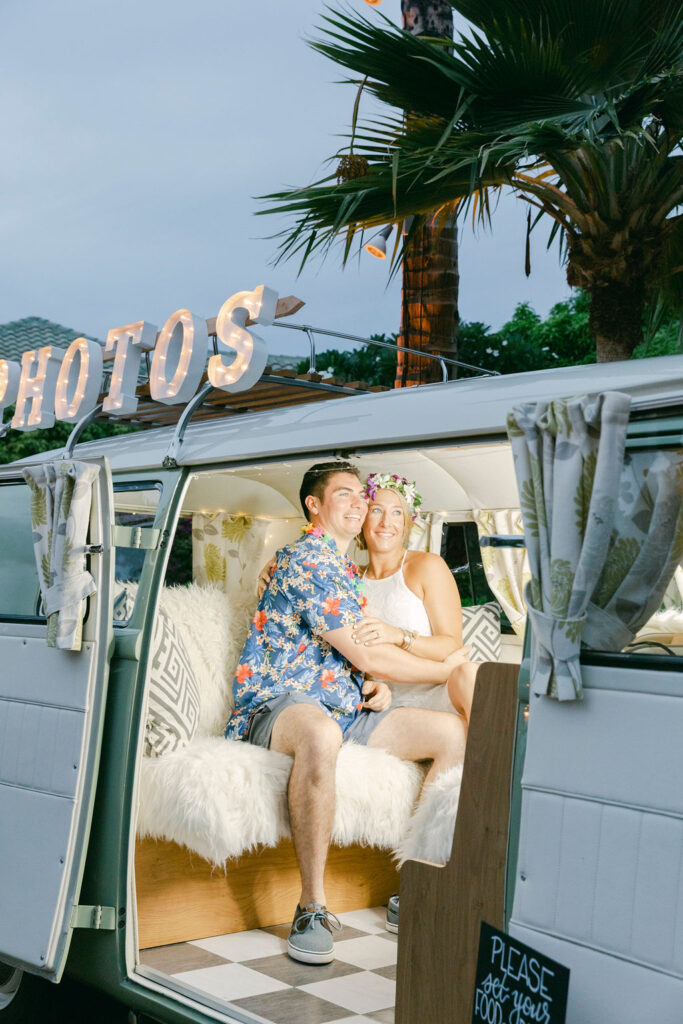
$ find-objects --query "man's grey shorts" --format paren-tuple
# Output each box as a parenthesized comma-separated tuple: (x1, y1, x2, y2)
(245, 692, 391, 749)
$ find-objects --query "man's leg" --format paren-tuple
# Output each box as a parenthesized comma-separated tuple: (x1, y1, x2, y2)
(270, 703, 343, 907)
(366, 706, 466, 788)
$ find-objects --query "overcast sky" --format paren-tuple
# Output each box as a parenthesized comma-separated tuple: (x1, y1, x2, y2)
(0, 0, 571, 357)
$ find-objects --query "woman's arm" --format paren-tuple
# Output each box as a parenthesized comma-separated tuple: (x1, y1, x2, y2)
(326, 624, 469, 684)
(353, 552, 463, 662)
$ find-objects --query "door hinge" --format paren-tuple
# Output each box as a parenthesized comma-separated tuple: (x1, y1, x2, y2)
(111, 524, 161, 550)
(71, 904, 117, 930)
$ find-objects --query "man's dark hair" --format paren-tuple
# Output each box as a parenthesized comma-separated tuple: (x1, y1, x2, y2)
(299, 461, 361, 520)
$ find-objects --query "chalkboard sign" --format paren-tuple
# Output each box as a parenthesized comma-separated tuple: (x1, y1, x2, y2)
(472, 922, 570, 1024)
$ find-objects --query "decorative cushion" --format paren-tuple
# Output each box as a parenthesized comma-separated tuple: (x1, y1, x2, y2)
(144, 607, 201, 757)
(113, 579, 138, 622)
(462, 601, 501, 662)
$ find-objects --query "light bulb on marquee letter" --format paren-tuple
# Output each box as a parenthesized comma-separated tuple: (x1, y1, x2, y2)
(208, 285, 275, 393)
(149, 309, 208, 405)
(54, 337, 104, 423)
(102, 321, 157, 416)
(12, 347, 65, 431)
(0, 359, 20, 429)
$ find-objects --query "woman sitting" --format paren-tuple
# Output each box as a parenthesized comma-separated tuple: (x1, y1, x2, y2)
(353, 472, 477, 719)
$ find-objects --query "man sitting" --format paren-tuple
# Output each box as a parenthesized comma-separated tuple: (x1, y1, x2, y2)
(225, 462, 467, 964)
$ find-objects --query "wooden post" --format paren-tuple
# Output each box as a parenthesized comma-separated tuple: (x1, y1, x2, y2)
(396, 661, 520, 1024)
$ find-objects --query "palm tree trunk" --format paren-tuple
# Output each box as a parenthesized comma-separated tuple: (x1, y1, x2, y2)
(396, 1, 459, 387)
(588, 280, 645, 362)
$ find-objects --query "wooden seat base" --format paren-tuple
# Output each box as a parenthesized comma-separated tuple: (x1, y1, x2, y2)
(135, 836, 399, 949)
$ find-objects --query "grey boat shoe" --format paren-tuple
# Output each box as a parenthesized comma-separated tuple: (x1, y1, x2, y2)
(287, 903, 342, 964)
(386, 893, 399, 934)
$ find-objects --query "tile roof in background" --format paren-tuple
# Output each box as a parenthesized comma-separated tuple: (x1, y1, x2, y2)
(0, 317, 103, 362)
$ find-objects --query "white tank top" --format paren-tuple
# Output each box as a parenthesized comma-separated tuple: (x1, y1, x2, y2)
(362, 554, 452, 712)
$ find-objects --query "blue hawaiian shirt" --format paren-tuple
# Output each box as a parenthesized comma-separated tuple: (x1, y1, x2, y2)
(224, 531, 366, 740)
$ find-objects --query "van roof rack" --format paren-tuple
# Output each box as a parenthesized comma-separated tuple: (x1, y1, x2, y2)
(96, 319, 496, 428)
(64, 317, 498, 459)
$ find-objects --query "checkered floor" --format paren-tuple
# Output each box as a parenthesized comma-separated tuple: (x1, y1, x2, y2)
(140, 906, 396, 1023)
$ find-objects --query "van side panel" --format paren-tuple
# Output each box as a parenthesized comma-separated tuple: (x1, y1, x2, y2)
(509, 663, 683, 1023)
(0, 641, 103, 970)
(0, 461, 113, 981)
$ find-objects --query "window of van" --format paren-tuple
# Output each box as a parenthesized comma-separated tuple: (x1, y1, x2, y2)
(604, 445, 683, 658)
(441, 520, 512, 630)
(0, 481, 43, 621)
(113, 483, 161, 624)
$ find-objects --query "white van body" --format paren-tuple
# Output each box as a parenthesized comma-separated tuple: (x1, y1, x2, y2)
(1, 352, 682, 1024)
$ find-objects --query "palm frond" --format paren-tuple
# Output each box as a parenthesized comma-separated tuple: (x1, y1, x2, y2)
(260, 0, 683, 292)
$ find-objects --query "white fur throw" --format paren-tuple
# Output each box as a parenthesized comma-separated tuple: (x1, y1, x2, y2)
(393, 764, 463, 868)
(136, 583, 462, 867)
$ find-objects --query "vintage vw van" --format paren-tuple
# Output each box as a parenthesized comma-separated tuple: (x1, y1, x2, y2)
(0, 334, 682, 1024)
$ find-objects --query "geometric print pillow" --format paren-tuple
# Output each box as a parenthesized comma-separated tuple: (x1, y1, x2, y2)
(461, 601, 502, 663)
(144, 607, 201, 757)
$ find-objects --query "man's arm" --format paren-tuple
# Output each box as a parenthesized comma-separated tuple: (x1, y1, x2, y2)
(324, 625, 467, 684)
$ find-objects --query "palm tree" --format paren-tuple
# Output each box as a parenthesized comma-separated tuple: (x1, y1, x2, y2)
(263, 0, 683, 362)
(395, 2, 459, 386)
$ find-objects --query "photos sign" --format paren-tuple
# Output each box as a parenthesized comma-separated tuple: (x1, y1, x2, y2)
(0, 284, 277, 432)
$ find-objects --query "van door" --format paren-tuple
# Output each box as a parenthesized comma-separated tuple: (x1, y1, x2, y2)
(0, 456, 114, 983)
(508, 422, 683, 1024)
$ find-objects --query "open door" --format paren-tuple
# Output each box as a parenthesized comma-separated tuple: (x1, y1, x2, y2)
(0, 456, 114, 983)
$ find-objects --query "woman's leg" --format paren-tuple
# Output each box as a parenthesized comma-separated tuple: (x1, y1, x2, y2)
(446, 661, 481, 726)
(367, 706, 466, 789)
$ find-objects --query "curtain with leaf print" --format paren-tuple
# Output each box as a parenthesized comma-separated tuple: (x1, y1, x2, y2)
(408, 511, 446, 553)
(582, 449, 683, 651)
(474, 508, 530, 637)
(507, 393, 632, 700)
(23, 460, 99, 650)
(192, 513, 268, 599)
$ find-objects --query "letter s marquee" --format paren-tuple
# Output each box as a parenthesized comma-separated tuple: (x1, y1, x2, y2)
(208, 285, 276, 393)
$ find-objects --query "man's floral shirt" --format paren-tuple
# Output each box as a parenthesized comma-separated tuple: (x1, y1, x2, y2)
(224, 532, 366, 740)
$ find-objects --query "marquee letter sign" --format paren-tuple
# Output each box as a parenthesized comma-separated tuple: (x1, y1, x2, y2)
(54, 337, 104, 423)
(12, 347, 65, 431)
(209, 284, 275, 393)
(0, 359, 20, 429)
(102, 320, 157, 416)
(150, 309, 209, 405)
(2, 284, 280, 433)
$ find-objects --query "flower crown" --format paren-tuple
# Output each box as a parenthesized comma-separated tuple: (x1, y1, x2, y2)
(363, 473, 423, 520)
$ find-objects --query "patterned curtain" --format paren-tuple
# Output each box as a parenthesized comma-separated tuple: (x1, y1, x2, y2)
(507, 393, 632, 701)
(192, 513, 268, 599)
(408, 511, 446, 553)
(473, 508, 530, 637)
(582, 450, 683, 651)
(23, 460, 99, 650)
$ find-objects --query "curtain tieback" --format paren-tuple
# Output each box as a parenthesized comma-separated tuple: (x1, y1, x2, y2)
(525, 601, 586, 701)
(44, 572, 97, 617)
(581, 602, 634, 651)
